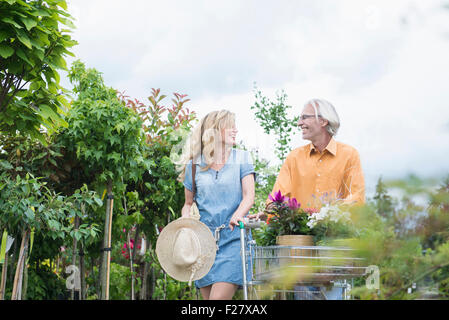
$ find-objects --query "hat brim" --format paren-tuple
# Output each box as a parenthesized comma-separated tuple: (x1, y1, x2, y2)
(156, 218, 216, 282)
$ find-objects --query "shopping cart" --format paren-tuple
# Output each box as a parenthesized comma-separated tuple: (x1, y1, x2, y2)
(239, 219, 367, 300)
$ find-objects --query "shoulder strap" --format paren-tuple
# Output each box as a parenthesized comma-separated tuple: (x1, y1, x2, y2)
(191, 114, 207, 202)
(191, 162, 197, 202)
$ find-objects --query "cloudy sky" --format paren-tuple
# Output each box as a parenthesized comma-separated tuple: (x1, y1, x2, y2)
(64, 0, 449, 196)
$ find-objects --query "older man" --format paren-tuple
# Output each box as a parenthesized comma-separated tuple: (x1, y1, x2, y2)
(269, 98, 365, 209)
(265, 98, 365, 300)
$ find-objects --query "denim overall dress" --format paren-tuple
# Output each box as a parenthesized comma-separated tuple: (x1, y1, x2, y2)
(183, 148, 255, 288)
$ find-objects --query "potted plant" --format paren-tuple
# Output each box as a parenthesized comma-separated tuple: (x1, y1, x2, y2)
(260, 190, 314, 246)
(306, 202, 358, 246)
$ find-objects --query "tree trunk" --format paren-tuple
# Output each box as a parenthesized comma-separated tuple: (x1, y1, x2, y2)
(101, 181, 114, 300)
(0, 252, 8, 300)
(140, 260, 149, 300)
(122, 191, 137, 301)
(71, 215, 80, 300)
(92, 255, 101, 299)
(21, 254, 28, 300)
(79, 244, 86, 300)
(8, 233, 18, 286)
(131, 225, 140, 262)
(127, 230, 135, 300)
(11, 229, 29, 300)
(149, 265, 155, 300)
(79, 205, 87, 300)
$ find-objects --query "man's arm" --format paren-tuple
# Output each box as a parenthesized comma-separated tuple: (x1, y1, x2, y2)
(248, 155, 294, 220)
(341, 149, 365, 204)
(268, 155, 293, 204)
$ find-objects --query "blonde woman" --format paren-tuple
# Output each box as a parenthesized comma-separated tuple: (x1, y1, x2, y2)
(178, 110, 255, 300)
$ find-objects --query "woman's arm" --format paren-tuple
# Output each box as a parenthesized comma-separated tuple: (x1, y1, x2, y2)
(229, 174, 255, 231)
(181, 187, 194, 218)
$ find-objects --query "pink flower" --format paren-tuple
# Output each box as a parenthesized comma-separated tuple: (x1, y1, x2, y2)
(123, 239, 134, 250)
(288, 198, 300, 210)
(269, 190, 286, 203)
(305, 207, 319, 215)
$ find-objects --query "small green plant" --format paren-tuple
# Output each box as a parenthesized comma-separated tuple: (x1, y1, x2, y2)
(250, 84, 298, 162)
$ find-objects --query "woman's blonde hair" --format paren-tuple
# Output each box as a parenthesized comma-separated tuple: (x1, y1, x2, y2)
(177, 110, 235, 182)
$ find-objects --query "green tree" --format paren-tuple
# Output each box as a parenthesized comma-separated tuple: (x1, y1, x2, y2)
(58, 60, 152, 300)
(372, 176, 395, 218)
(0, 0, 76, 141)
(119, 89, 196, 299)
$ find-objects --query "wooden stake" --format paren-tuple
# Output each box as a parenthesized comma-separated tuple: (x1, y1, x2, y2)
(11, 230, 29, 300)
(0, 252, 8, 300)
(101, 181, 114, 300)
(105, 195, 113, 300)
(71, 216, 80, 300)
(79, 244, 86, 300)
(79, 207, 86, 300)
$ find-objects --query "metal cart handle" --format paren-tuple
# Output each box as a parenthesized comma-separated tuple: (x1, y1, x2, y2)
(240, 218, 266, 229)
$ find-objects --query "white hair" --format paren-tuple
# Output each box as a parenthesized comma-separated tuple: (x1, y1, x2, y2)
(305, 98, 340, 136)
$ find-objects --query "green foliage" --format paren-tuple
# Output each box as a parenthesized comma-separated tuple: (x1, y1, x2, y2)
(59, 60, 152, 187)
(0, 0, 76, 141)
(23, 265, 66, 300)
(255, 223, 280, 247)
(0, 167, 102, 242)
(250, 83, 298, 161)
(249, 148, 279, 215)
(108, 262, 140, 300)
(372, 176, 396, 218)
(120, 89, 195, 146)
(0, 172, 45, 233)
(349, 175, 449, 299)
(119, 89, 196, 245)
(148, 249, 198, 300)
(0, 133, 63, 184)
(253, 175, 449, 300)
(153, 276, 198, 300)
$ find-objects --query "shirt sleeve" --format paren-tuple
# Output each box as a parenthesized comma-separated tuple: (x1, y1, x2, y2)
(240, 150, 256, 179)
(183, 160, 193, 192)
(342, 149, 365, 204)
(268, 154, 293, 204)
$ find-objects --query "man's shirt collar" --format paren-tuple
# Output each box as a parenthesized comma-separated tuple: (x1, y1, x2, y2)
(309, 137, 337, 156)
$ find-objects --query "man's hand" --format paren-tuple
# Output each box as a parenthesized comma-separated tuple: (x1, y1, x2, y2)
(246, 211, 268, 222)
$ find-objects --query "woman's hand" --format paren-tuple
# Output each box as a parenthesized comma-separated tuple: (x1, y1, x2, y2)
(229, 214, 244, 231)
(181, 205, 191, 218)
(181, 187, 193, 218)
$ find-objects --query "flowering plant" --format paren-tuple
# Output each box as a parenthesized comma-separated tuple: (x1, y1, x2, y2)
(306, 203, 357, 243)
(258, 190, 313, 246)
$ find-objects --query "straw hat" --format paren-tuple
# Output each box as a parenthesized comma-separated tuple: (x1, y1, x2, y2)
(156, 217, 216, 285)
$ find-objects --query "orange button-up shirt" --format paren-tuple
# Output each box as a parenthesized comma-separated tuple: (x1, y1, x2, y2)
(269, 138, 365, 210)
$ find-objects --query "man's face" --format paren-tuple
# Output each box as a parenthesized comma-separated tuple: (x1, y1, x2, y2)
(297, 104, 326, 141)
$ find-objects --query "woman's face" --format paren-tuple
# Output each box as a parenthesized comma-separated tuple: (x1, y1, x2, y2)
(221, 123, 237, 146)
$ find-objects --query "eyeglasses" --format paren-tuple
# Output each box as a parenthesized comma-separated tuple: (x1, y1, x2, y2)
(299, 114, 322, 121)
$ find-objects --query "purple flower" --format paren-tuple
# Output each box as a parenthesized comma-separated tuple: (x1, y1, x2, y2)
(288, 197, 300, 210)
(269, 190, 286, 203)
